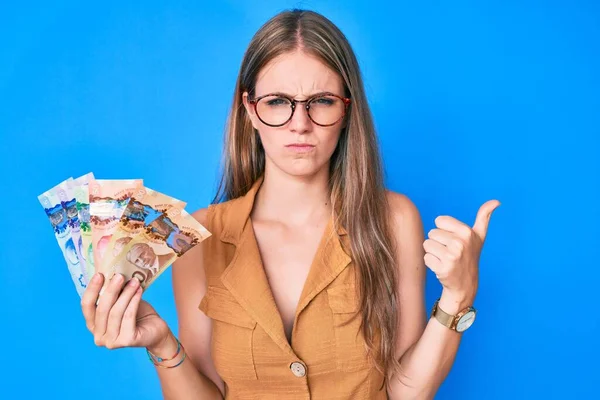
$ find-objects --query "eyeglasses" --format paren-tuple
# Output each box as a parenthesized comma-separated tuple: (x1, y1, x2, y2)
(248, 92, 351, 127)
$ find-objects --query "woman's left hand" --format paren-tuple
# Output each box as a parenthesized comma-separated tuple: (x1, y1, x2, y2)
(423, 200, 501, 306)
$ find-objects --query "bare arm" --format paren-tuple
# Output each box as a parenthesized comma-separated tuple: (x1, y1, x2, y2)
(80, 207, 224, 399)
(150, 208, 224, 399)
(385, 193, 469, 400)
(386, 192, 500, 399)
(147, 333, 223, 400)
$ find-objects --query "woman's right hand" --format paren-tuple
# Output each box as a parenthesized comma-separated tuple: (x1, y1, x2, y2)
(81, 273, 171, 350)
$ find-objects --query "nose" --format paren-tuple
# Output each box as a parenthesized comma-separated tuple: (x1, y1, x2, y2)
(288, 102, 312, 134)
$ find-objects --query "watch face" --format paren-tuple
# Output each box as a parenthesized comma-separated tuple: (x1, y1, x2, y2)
(456, 310, 476, 332)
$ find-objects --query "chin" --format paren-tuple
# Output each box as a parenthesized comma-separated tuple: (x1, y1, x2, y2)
(278, 160, 328, 178)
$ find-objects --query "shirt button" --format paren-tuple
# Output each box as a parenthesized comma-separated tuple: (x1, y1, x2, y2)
(290, 361, 307, 377)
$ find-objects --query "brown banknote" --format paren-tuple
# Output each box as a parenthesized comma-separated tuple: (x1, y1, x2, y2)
(104, 209, 211, 291)
(98, 187, 186, 276)
(89, 179, 144, 272)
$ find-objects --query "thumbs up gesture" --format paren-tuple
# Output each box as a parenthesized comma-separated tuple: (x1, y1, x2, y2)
(424, 200, 501, 307)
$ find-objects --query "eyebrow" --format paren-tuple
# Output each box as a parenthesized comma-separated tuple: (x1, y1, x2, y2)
(258, 91, 336, 99)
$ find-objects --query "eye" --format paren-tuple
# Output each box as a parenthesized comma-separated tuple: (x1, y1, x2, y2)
(264, 97, 290, 107)
(310, 96, 336, 106)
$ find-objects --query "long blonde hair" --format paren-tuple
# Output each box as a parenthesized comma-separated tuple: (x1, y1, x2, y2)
(214, 9, 401, 382)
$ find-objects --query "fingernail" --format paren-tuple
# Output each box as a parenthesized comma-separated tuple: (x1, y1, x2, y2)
(112, 273, 123, 283)
(129, 277, 139, 287)
(91, 273, 101, 284)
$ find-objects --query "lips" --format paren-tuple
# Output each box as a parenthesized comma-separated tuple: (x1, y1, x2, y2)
(285, 143, 315, 148)
(285, 143, 315, 153)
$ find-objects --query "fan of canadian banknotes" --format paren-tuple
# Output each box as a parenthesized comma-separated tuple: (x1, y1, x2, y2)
(38, 173, 211, 297)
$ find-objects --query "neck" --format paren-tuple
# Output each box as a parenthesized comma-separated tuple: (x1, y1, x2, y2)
(252, 163, 331, 226)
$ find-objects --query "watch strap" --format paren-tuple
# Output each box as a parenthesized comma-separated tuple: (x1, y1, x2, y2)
(431, 299, 455, 330)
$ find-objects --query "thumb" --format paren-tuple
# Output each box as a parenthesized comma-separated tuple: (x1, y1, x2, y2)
(137, 299, 158, 317)
(472, 200, 501, 241)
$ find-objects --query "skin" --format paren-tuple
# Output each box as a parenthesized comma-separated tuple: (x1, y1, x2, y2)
(80, 49, 499, 400)
(241, 50, 347, 342)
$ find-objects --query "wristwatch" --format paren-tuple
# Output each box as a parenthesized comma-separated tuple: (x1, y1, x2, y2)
(430, 299, 477, 333)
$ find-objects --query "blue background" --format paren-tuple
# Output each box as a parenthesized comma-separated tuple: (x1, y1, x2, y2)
(1, 1, 598, 399)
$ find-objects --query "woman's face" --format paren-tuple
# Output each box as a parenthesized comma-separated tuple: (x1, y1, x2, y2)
(243, 50, 346, 177)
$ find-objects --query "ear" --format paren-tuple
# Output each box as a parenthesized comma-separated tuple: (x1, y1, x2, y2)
(242, 91, 260, 130)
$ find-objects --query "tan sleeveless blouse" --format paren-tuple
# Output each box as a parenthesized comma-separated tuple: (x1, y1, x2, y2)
(199, 178, 387, 399)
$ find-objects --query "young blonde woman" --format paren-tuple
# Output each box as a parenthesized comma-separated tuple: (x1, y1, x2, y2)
(81, 9, 499, 399)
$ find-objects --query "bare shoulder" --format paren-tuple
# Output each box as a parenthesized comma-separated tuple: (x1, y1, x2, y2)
(385, 189, 426, 286)
(191, 207, 210, 225)
(172, 206, 210, 303)
(385, 190, 424, 235)
(174, 206, 210, 275)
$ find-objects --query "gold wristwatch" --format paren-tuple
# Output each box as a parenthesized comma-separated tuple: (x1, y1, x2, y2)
(430, 299, 477, 333)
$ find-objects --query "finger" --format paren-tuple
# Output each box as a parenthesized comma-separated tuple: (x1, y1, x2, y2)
(94, 274, 126, 341)
(424, 252, 443, 274)
(423, 238, 449, 260)
(434, 215, 472, 238)
(81, 273, 104, 332)
(105, 278, 142, 347)
(427, 228, 455, 246)
(472, 200, 501, 241)
(428, 229, 466, 255)
(120, 286, 143, 344)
